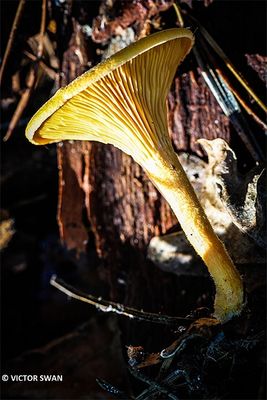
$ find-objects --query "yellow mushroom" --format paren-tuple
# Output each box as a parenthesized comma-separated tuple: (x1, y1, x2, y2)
(25, 28, 244, 322)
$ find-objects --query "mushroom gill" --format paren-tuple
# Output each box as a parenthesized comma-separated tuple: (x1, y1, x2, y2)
(28, 32, 191, 167)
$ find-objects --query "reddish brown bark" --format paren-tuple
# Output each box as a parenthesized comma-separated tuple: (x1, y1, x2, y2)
(245, 54, 267, 86)
(168, 70, 230, 156)
(92, 0, 175, 42)
(57, 20, 92, 253)
(57, 141, 91, 252)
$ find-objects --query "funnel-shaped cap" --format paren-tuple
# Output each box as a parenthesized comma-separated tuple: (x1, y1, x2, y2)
(26, 28, 194, 165)
(25, 28, 245, 323)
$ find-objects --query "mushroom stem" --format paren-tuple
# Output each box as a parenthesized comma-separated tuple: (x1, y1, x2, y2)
(144, 150, 244, 322)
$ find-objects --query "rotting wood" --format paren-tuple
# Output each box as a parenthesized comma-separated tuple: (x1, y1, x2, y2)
(92, 0, 175, 43)
(57, 20, 92, 253)
(168, 70, 230, 156)
(245, 54, 267, 86)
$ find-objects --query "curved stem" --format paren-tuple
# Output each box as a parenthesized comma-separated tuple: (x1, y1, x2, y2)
(145, 151, 244, 322)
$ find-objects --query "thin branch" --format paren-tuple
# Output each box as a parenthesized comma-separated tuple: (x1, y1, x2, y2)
(136, 369, 186, 400)
(186, 13, 267, 114)
(215, 68, 267, 132)
(38, 0, 47, 59)
(174, 7, 266, 136)
(0, 0, 26, 85)
(193, 46, 263, 161)
(195, 34, 265, 161)
(129, 368, 179, 400)
(50, 275, 193, 326)
(3, 67, 36, 141)
(96, 378, 135, 400)
(3, 0, 47, 141)
(173, 3, 184, 28)
(24, 50, 57, 80)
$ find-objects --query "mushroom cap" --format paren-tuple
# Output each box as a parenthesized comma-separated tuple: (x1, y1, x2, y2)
(26, 28, 194, 164)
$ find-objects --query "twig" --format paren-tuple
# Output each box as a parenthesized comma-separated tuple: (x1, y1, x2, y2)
(173, 3, 184, 28)
(215, 68, 267, 132)
(50, 275, 193, 326)
(129, 368, 179, 400)
(174, 6, 266, 136)
(96, 378, 135, 400)
(0, 0, 26, 85)
(38, 0, 47, 58)
(136, 369, 186, 400)
(3, 68, 36, 141)
(194, 45, 260, 160)
(24, 50, 57, 80)
(3, 0, 47, 141)
(186, 13, 267, 114)
(195, 35, 264, 161)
